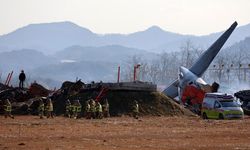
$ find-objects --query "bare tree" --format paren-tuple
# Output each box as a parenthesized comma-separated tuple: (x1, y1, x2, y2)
(231, 46, 248, 82)
(138, 62, 148, 81)
(213, 53, 227, 82)
(148, 60, 160, 83)
(180, 40, 196, 68)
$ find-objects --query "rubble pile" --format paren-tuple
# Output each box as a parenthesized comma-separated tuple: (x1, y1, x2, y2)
(0, 90, 26, 114)
(29, 82, 50, 97)
(0, 82, 51, 114)
(235, 90, 250, 115)
(0, 83, 8, 89)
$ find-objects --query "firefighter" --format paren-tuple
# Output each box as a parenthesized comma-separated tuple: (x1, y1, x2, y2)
(71, 99, 81, 119)
(85, 100, 91, 119)
(46, 98, 54, 118)
(96, 102, 103, 119)
(132, 100, 139, 119)
(65, 99, 72, 118)
(38, 98, 45, 119)
(71, 100, 77, 119)
(4, 99, 14, 119)
(89, 99, 96, 119)
(75, 99, 82, 119)
(102, 98, 110, 118)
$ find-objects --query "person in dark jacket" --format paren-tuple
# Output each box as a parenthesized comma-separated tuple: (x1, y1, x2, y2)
(19, 70, 26, 88)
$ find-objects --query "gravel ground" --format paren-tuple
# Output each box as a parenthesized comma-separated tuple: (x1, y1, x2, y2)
(0, 115, 250, 150)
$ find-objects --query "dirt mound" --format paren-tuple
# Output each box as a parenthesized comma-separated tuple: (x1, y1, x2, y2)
(140, 92, 195, 116)
(102, 91, 194, 116)
(52, 87, 194, 117)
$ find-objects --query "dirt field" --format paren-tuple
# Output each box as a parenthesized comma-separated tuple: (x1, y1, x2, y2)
(1, 116, 250, 150)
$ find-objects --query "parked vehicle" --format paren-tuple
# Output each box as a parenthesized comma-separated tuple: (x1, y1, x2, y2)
(201, 93, 244, 119)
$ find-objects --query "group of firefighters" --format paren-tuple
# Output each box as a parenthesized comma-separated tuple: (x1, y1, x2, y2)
(38, 97, 54, 119)
(2, 97, 139, 119)
(65, 98, 110, 119)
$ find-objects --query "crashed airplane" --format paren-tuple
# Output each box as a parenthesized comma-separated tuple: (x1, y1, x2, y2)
(162, 21, 238, 104)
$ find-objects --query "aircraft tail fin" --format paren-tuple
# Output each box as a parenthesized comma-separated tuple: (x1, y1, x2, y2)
(189, 21, 238, 77)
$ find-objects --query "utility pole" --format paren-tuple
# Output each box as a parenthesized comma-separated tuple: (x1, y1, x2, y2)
(133, 64, 141, 82)
(117, 66, 120, 83)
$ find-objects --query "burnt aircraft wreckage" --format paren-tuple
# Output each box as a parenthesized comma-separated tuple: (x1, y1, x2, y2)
(162, 21, 238, 108)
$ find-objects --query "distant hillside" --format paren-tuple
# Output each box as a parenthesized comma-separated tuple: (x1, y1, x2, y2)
(224, 36, 250, 51)
(103, 26, 186, 51)
(221, 36, 250, 60)
(0, 22, 98, 54)
(55, 45, 158, 63)
(30, 61, 117, 82)
(0, 21, 249, 53)
(0, 49, 56, 73)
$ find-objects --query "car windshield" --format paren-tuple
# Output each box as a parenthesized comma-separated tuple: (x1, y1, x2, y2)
(220, 101, 239, 107)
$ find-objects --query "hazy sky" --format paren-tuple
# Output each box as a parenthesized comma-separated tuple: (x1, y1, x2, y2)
(0, 0, 250, 35)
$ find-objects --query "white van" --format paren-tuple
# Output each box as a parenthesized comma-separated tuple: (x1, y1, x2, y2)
(201, 93, 244, 119)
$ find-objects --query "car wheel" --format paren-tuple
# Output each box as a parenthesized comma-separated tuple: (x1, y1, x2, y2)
(202, 113, 208, 119)
(219, 113, 224, 120)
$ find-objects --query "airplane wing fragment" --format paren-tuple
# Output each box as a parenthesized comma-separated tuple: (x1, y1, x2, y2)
(162, 79, 179, 98)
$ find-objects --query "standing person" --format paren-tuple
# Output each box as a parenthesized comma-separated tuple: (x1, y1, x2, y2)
(89, 99, 96, 119)
(38, 98, 45, 119)
(46, 98, 54, 118)
(4, 99, 14, 119)
(71, 100, 77, 119)
(132, 100, 139, 119)
(65, 99, 72, 118)
(102, 99, 110, 118)
(19, 70, 26, 89)
(85, 100, 91, 119)
(96, 102, 103, 119)
(75, 99, 82, 119)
